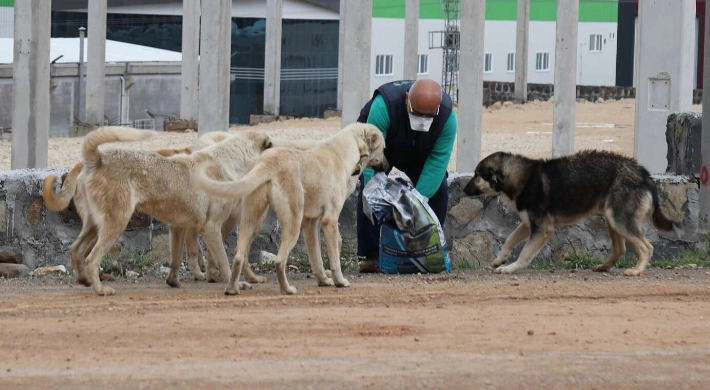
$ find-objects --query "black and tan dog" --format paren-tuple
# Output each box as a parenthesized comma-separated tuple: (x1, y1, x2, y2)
(462, 150, 684, 276)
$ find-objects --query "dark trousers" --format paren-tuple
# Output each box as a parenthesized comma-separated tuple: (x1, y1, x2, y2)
(356, 172, 449, 259)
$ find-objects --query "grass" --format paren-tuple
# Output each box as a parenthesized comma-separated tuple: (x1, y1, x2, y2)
(101, 245, 157, 278)
(99, 240, 710, 278)
(251, 242, 360, 274)
(451, 257, 478, 271)
(523, 245, 710, 272)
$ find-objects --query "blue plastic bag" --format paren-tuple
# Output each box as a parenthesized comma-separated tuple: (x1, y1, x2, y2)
(361, 172, 451, 274)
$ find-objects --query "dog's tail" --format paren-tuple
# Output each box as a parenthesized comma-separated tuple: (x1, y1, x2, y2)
(43, 162, 83, 211)
(82, 126, 156, 169)
(648, 178, 685, 236)
(192, 161, 271, 200)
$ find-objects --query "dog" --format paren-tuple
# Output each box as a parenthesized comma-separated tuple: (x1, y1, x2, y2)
(44, 129, 348, 293)
(46, 126, 279, 296)
(43, 131, 245, 286)
(192, 122, 389, 295)
(462, 150, 684, 276)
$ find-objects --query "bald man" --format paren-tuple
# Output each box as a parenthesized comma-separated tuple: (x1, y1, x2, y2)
(355, 79, 458, 273)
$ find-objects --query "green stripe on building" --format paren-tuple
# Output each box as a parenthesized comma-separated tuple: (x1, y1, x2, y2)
(373, 0, 618, 23)
(0, 0, 14, 7)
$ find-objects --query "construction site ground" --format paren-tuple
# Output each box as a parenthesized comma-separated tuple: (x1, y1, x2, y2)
(1, 268, 709, 390)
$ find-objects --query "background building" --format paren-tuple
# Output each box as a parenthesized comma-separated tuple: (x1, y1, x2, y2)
(49, 0, 340, 124)
(0, 0, 707, 130)
(0, 0, 12, 38)
(371, 0, 619, 90)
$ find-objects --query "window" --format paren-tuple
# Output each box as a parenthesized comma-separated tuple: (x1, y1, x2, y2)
(506, 52, 515, 72)
(590, 34, 602, 52)
(484, 53, 493, 73)
(535, 52, 550, 71)
(375, 54, 394, 76)
(417, 54, 429, 75)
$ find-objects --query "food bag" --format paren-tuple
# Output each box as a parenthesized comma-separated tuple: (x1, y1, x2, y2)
(361, 172, 451, 274)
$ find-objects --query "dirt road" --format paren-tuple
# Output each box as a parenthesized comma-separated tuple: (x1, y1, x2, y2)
(1, 269, 709, 390)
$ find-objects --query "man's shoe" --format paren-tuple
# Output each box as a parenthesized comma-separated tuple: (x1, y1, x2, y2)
(358, 258, 379, 273)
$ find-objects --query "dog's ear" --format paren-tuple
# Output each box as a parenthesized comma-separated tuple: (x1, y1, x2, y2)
(262, 137, 273, 150)
(364, 126, 383, 151)
(352, 153, 369, 176)
(352, 137, 370, 176)
(490, 172, 504, 190)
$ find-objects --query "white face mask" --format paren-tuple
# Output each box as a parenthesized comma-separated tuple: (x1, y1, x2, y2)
(408, 114, 434, 132)
(407, 100, 438, 132)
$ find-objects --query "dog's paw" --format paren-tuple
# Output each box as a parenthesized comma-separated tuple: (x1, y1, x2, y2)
(494, 265, 517, 274)
(207, 274, 223, 283)
(623, 269, 643, 277)
(224, 287, 240, 295)
(335, 278, 350, 288)
(193, 273, 206, 282)
(317, 277, 335, 287)
(97, 286, 116, 296)
(76, 277, 92, 287)
(487, 261, 505, 270)
(166, 276, 181, 288)
(247, 275, 268, 284)
(282, 286, 298, 295)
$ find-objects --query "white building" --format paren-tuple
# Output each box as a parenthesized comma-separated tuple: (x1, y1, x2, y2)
(0, 0, 13, 38)
(369, 0, 620, 92)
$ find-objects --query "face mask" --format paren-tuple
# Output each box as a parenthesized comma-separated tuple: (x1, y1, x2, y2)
(407, 99, 438, 132)
(408, 114, 434, 132)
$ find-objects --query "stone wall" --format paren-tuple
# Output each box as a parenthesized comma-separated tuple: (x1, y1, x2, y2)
(666, 112, 702, 177)
(483, 81, 702, 106)
(0, 169, 702, 274)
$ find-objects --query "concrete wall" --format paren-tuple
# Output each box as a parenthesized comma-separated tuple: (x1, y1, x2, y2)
(0, 169, 700, 274)
(0, 62, 182, 136)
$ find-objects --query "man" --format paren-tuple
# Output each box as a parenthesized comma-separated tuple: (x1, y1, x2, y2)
(355, 78, 458, 273)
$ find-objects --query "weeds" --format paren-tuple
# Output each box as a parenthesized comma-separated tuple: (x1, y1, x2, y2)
(476, 245, 710, 272)
(101, 245, 157, 278)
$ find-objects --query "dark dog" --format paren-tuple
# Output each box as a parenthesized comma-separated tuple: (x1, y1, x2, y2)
(462, 150, 684, 276)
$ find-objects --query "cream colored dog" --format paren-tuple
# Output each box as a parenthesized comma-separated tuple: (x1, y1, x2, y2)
(43, 131, 248, 287)
(44, 129, 348, 293)
(52, 126, 277, 296)
(192, 122, 389, 296)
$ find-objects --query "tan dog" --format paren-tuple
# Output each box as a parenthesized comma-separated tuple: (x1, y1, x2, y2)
(43, 131, 242, 286)
(192, 122, 389, 295)
(50, 126, 276, 296)
(44, 129, 345, 292)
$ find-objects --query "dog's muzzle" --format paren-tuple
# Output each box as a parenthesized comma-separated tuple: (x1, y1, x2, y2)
(374, 158, 390, 172)
(462, 178, 482, 196)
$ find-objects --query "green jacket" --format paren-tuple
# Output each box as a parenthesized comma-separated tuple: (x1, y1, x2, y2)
(362, 94, 458, 199)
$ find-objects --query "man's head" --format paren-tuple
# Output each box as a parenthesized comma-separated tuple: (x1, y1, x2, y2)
(405, 79, 442, 132)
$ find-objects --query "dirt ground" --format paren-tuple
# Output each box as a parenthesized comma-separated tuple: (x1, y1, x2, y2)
(2, 99, 709, 389)
(0, 99, 702, 171)
(1, 268, 710, 390)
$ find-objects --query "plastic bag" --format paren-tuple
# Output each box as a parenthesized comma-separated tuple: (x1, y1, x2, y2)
(362, 172, 451, 274)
